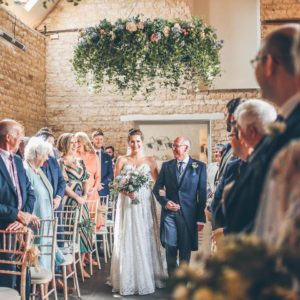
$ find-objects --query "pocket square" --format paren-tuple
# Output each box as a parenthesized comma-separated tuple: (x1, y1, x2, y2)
(105, 161, 109, 163)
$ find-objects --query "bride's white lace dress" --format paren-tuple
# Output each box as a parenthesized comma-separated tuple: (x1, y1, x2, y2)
(110, 163, 167, 295)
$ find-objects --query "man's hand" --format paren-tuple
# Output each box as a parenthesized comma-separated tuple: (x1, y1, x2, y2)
(6, 221, 25, 231)
(17, 211, 34, 226)
(204, 206, 212, 222)
(211, 227, 224, 242)
(165, 201, 180, 212)
(159, 189, 166, 197)
(53, 196, 61, 210)
(98, 183, 104, 191)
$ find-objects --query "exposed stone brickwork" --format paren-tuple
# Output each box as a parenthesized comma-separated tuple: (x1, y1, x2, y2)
(0, 7, 46, 135)
(37, 0, 259, 156)
(1, 0, 298, 154)
(261, 0, 300, 21)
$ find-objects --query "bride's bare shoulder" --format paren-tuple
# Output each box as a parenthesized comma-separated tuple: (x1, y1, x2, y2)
(116, 155, 129, 165)
(145, 156, 157, 165)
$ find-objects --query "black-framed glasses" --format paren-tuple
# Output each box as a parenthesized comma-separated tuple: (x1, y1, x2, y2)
(250, 55, 267, 68)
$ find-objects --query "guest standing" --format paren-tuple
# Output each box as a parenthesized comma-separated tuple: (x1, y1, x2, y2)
(91, 130, 113, 196)
(0, 119, 38, 300)
(57, 133, 93, 278)
(76, 132, 101, 266)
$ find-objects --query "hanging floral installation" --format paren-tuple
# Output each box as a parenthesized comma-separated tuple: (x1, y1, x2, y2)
(72, 16, 223, 97)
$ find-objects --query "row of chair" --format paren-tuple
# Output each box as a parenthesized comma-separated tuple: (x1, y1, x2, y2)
(0, 195, 117, 300)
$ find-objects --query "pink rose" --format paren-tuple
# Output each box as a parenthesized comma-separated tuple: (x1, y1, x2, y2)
(150, 33, 158, 42)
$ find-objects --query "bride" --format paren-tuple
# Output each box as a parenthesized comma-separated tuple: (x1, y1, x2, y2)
(110, 128, 167, 296)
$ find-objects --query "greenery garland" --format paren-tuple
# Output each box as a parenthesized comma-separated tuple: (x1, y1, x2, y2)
(72, 16, 223, 97)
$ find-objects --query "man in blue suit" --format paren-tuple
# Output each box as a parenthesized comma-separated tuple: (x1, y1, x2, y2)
(153, 136, 206, 275)
(91, 130, 113, 197)
(0, 119, 37, 299)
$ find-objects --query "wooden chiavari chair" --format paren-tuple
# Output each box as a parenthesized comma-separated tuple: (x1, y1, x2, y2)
(0, 229, 32, 300)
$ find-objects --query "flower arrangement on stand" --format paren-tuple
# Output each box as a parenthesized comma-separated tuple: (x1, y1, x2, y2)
(72, 16, 223, 97)
(172, 234, 300, 300)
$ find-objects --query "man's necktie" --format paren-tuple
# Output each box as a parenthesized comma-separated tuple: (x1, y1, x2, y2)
(178, 161, 184, 176)
(8, 155, 22, 209)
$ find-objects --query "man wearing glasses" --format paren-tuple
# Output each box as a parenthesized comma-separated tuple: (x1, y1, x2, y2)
(224, 24, 300, 235)
(153, 136, 206, 276)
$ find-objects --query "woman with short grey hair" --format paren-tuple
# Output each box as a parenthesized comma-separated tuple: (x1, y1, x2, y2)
(234, 99, 277, 148)
(24, 137, 60, 272)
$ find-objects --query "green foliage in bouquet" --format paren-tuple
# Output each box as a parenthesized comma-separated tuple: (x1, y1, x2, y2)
(172, 235, 300, 300)
(78, 218, 96, 237)
(72, 16, 223, 97)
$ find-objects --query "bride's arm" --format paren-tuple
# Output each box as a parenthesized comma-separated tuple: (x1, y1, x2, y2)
(149, 156, 159, 181)
(114, 156, 126, 177)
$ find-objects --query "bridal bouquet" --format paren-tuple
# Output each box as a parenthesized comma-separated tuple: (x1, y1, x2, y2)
(110, 165, 151, 204)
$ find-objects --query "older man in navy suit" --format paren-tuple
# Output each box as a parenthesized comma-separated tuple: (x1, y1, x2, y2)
(91, 130, 113, 197)
(0, 119, 37, 299)
(153, 136, 206, 275)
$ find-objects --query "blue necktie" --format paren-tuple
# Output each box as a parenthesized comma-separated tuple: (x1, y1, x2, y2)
(178, 161, 184, 176)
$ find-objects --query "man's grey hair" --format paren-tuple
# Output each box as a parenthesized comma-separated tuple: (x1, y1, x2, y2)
(175, 136, 191, 148)
(235, 99, 277, 135)
(24, 137, 53, 162)
(0, 119, 24, 142)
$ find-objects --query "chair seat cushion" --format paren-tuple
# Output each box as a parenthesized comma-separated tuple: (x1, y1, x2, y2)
(30, 267, 53, 283)
(106, 220, 114, 226)
(58, 253, 73, 266)
(96, 227, 108, 234)
(0, 287, 20, 300)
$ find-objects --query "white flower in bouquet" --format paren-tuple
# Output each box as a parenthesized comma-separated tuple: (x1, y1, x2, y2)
(109, 165, 152, 204)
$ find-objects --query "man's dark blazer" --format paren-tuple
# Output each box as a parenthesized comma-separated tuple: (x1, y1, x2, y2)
(41, 156, 66, 208)
(0, 153, 36, 299)
(153, 157, 207, 251)
(98, 151, 113, 196)
(223, 103, 300, 234)
(214, 144, 234, 186)
(0, 154, 36, 229)
(211, 158, 243, 229)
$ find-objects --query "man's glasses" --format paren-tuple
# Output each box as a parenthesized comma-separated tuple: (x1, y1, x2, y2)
(171, 144, 186, 149)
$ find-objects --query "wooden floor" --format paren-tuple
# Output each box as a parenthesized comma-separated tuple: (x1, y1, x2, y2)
(58, 260, 170, 300)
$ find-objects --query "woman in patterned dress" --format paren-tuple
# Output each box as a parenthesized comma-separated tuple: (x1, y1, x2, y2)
(56, 133, 93, 278)
(75, 131, 102, 266)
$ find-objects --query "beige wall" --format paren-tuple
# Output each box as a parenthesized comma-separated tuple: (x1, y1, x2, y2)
(37, 0, 258, 157)
(193, 0, 260, 89)
(0, 7, 46, 135)
(1, 0, 300, 154)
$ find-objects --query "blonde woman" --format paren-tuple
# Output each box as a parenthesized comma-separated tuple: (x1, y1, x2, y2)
(75, 132, 101, 203)
(56, 133, 93, 278)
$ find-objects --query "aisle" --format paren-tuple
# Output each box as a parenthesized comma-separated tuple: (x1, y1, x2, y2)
(63, 260, 170, 300)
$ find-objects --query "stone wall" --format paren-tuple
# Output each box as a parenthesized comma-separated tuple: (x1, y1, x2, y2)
(0, 7, 46, 135)
(261, 0, 300, 37)
(38, 0, 259, 156)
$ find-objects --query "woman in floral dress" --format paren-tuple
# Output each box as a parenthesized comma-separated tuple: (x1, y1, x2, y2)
(57, 133, 93, 278)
